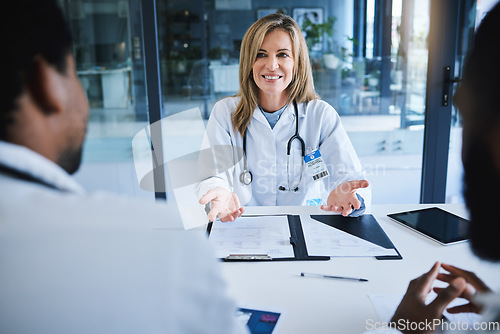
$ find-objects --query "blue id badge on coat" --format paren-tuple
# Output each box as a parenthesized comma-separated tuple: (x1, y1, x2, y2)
(304, 149, 329, 181)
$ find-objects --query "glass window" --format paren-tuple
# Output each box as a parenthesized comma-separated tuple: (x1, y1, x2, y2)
(366, 0, 375, 59)
(446, 0, 498, 203)
(155, 0, 434, 204)
(56, 0, 476, 204)
(60, 0, 152, 198)
(338, 0, 430, 203)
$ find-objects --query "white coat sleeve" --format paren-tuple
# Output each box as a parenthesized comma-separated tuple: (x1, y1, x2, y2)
(195, 99, 240, 200)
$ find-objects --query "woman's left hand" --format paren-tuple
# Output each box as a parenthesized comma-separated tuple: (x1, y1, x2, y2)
(321, 180, 369, 216)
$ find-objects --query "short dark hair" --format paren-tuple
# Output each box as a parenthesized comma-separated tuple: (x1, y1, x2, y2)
(455, 3, 500, 262)
(455, 3, 500, 131)
(0, 0, 73, 140)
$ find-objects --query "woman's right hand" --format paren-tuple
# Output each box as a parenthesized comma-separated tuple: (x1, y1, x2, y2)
(199, 187, 244, 222)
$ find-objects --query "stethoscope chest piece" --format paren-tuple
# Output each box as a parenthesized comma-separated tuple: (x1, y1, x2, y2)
(240, 169, 253, 185)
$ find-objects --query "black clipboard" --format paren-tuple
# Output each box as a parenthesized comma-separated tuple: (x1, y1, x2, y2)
(207, 214, 401, 261)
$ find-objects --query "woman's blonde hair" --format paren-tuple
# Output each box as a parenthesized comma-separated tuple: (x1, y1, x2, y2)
(232, 13, 318, 136)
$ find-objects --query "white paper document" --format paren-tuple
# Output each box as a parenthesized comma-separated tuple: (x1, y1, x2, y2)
(209, 216, 295, 259)
(301, 215, 398, 257)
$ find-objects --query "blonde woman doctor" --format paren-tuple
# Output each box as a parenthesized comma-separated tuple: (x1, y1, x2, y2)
(197, 13, 370, 222)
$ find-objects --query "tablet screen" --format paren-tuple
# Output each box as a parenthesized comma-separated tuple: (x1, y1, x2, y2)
(387, 207, 469, 245)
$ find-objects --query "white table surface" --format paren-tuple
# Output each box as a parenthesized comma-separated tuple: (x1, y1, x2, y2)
(219, 204, 500, 334)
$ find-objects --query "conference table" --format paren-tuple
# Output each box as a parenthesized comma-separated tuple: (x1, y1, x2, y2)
(217, 204, 500, 333)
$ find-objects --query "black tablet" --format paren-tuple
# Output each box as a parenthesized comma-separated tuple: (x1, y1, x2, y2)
(387, 207, 469, 245)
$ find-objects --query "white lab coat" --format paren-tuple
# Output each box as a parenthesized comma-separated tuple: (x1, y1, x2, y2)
(0, 141, 248, 334)
(197, 96, 370, 207)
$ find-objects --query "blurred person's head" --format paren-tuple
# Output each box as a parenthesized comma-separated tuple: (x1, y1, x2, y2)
(454, 2, 500, 261)
(0, 0, 88, 174)
(233, 13, 317, 135)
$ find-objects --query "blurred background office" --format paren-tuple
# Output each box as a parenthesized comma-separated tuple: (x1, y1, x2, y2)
(60, 0, 499, 204)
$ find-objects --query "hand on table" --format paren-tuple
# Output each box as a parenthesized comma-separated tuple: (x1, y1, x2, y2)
(433, 263, 491, 314)
(320, 180, 369, 216)
(391, 262, 467, 334)
(199, 187, 244, 222)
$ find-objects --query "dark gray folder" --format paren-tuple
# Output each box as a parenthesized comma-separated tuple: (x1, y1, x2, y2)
(310, 214, 402, 260)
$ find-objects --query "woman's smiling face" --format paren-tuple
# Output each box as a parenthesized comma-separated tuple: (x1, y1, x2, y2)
(252, 29, 294, 103)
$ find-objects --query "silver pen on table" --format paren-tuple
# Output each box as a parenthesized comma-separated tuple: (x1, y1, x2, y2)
(300, 272, 368, 282)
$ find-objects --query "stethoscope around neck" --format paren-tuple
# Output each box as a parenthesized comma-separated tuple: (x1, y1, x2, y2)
(240, 100, 305, 192)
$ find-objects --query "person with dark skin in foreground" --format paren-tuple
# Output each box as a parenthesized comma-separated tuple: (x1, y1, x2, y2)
(0, 1, 247, 333)
(382, 3, 500, 334)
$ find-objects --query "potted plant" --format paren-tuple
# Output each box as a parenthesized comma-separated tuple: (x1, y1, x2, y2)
(301, 16, 340, 69)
